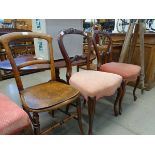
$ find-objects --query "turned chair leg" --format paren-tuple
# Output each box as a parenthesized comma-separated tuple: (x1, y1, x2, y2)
(114, 86, 122, 116)
(33, 112, 40, 135)
(76, 98, 84, 135)
(119, 81, 126, 115)
(87, 96, 96, 135)
(133, 76, 140, 101)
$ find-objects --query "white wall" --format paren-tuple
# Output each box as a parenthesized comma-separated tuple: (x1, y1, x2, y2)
(46, 19, 83, 60)
(32, 19, 83, 60)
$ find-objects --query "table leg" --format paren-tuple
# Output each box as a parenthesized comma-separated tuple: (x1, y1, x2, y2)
(55, 68, 67, 83)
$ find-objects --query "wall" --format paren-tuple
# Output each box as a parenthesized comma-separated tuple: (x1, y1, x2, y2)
(46, 19, 83, 60)
(32, 19, 83, 60)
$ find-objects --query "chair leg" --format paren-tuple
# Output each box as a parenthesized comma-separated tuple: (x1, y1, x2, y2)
(133, 76, 140, 101)
(119, 81, 126, 115)
(83, 98, 86, 106)
(51, 111, 55, 117)
(33, 112, 40, 135)
(76, 98, 84, 135)
(66, 105, 70, 113)
(87, 96, 96, 135)
(77, 66, 79, 72)
(48, 110, 55, 117)
(114, 86, 122, 117)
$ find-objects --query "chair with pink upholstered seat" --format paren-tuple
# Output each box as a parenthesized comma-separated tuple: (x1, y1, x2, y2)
(58, 28, 123, 134)
(93, 30, 141, 115)
(0, 93, 32, 135)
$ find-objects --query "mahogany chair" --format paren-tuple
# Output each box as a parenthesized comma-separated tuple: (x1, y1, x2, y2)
(58, 28, 123, 134)
(0, 93, 32, 135)
(92, 30, 141, 115)
(0, 32, 83, 135)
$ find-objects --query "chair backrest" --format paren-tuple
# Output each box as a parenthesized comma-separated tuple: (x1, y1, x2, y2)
(0, 32, 56, 92)
(57, 28, 92, 81)
(92, 30, 113, 69)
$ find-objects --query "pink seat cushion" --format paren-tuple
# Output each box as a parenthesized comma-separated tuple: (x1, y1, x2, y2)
(0, 93, 31, 135)
(100, 62, 141, 81)
(69, 71, 122, 100)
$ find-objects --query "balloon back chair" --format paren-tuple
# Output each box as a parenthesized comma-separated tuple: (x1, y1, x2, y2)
(58, 28, 123, 134)
(93, 30, 141, 115)
(0, 32, 83, 135)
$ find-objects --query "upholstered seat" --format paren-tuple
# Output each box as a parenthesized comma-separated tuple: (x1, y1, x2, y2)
(0, 93, 31, 135)
(69, 70, 122, 101)
(100, 62, 141, 81)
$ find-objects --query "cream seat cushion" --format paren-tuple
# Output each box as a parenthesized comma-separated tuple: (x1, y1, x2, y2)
(69, 71, 122, 100)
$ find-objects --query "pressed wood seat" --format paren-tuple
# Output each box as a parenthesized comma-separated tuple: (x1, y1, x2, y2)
(58, 28, 123, 134)
(0, 32, 83, 135)
(0, 93, 31, 135)
(100, 62, 141, 81)
(21, 81, 79, 110)
(93, 30, 141, 115)
(69, 71, 122, 100)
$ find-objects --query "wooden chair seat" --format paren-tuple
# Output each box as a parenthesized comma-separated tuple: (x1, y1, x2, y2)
(21, 81, 79, 111)
(0, 32, 84, 135)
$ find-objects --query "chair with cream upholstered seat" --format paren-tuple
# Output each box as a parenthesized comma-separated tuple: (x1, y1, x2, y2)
(58, 28, 123, 134)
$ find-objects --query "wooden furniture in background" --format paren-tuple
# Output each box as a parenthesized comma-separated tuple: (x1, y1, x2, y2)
(4, 19, 32, 30)
(0, 32, 84, 135)
(0, 28, 35, 80)
(0, 53, 96, 82)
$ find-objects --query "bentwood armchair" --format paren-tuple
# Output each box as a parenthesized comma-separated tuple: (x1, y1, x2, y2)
(0, 32, 83, 135)
(58, 28, 122, 134)
(93, 30, 141, 115)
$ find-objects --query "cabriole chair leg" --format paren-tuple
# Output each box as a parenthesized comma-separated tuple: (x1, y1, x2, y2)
(119, 81, 126, 115)
(114, 86, 122, 116)
(133, 76, 140, 101)
(76, 98, 84, 135)
(87, 96, 96, 135)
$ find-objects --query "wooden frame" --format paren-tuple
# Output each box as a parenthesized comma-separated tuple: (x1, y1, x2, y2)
(57, 28, 94, 83)
(92, 30, 140, 114)
(58, 28, 122, 134)
(0, 32, 84, 135)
